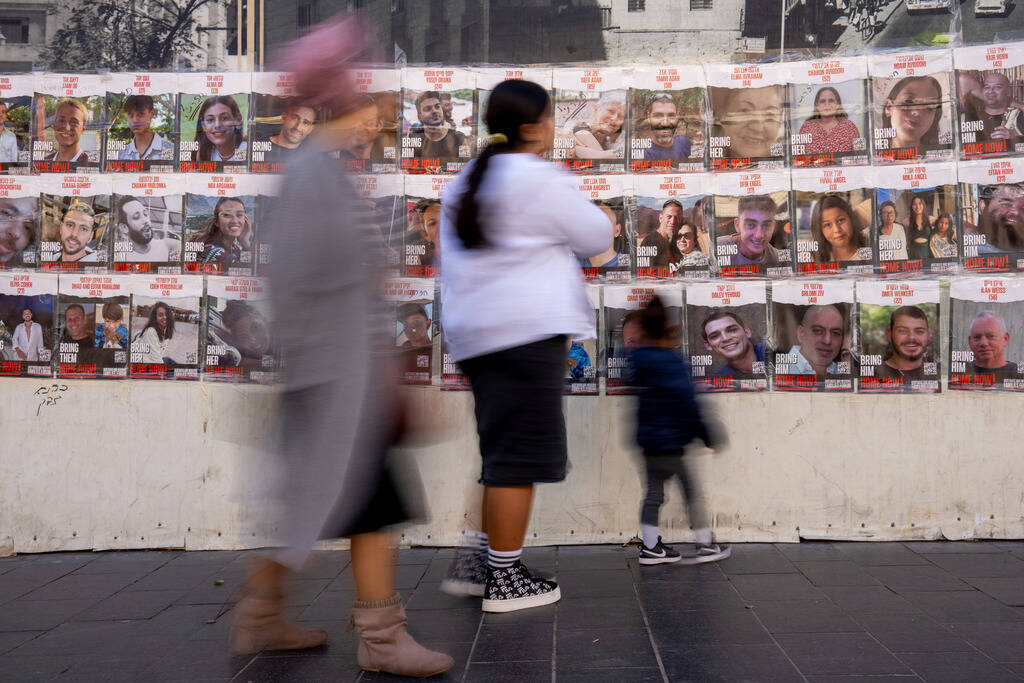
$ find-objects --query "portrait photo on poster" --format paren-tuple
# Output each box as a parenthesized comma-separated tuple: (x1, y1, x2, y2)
(788, 57, 870, 168)
(110, 175, 185, 274)
(56, 275, 131, 380)
(103, 73, 178, 173)
(0, 74, 37, 173)
(603, 284, 682, 395)
(629, 65, 706, 173)
(403, 175, 449, 278)
(32, 74, 105, 174)
(553, 67, 627, 174)
(38, 183, 111, 274)
(634, 174, 713, 279)
(573, 175, 632, 282)
(128, 276, 202, 381)
(178, 73, 250, 173)
(771, 279, 855, 392)
(875, 162, 959, 275)
(340, 68, 401, 174)
(956, 43, 1024, 161)
(857, 279, 941, 394)
(0, 272, 56, 377)
(959, 157, 1024, 273)
(869, 51, 955, 165)
(384, 277, 435, 386)
(401, 68, 475, 174)
(183, 175, 258, 276)
(204, 277, 275, 383)
(706, 63, 788, 172)
(949, 276, 1024, 391)
(566, 284, 600, 396)
(712, 171, 792, 279)
(0, 176, 40, 270)
(685, 280, 768, 393)
(791, 166, 875, 275)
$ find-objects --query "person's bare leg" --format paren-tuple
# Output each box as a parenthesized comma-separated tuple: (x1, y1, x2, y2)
(350, 531, 396, 602)
(349, 531, 454, 675)
(484, 485, 534, 550)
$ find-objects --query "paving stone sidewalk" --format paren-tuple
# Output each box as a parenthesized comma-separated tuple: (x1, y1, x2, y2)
(2, 541, 1023, 682)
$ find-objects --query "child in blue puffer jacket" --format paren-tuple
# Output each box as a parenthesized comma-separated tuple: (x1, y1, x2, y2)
(625, 296, 730, 566)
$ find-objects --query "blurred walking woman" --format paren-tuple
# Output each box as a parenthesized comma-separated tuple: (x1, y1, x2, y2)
(439, 80, 612, 612)
(231, 16, 453, 679)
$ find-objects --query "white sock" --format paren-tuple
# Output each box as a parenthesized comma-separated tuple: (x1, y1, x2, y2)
(487, 546, 521, 568)
(641, 524, 660, 549)
(460, 529, 488, 550)
(694, 528, 712, 546)
(478, 532, 489, 553)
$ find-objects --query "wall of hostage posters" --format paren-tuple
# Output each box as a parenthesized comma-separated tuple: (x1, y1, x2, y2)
(686, 280, 768, 393)
(771, 279, 855, 392)
(949, 277, 1024, 391)
(0, 271, 55, 377)
(857, 279, 940, 394)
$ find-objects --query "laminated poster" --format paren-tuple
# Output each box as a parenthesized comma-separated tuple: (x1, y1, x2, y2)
(250, 71, 318, 174)
(178, 72, 251, 173)
(127, 274, 203, 380)
(573, 174, 632, 282)
(603, 283, 682, 395)
(56, 273, 131, 379)
(553, 67, 627, 174)
(38, 173, 111, 273)
(204, 276, 275, 383)
(706, 62, 788, 172)
(713, 170, 792, 278)
(629, 65, 706, 173)
(566, 284, 600, 395)
(857, 279, 941, 394)
(771, 278, 855, 392)
(384, 277, 435, 386)
(183, 173, 258, 276)
(0, 271, 56, 377)
(875, 162, 959, 275)
(103, 72, 178, 173)
(0, 175, 40, 270)
(791, 165, 875, 276)
(949, 276, 1024, 391)
(401, 67, 475, 174)
(634, 173, 713, 279)
(685, 280, 768, 393)
(787, 56, 870, 168)
(32, 73, 104, 174)
(109, 174, 185, 274)
(959, 157, 1024, 273)
(404, 174, 451, 278)
(955, 42, 1024, 161)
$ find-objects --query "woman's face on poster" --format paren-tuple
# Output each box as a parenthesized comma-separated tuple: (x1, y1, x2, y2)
(885, 80, 940, 146)
(719, 86, 783, 158)
(820, 206, 854, 252)
(203, 102, 240, 147)
(594, 102, 624, 137)
(814, 88, 840, 118)
(217, 200, 247, 238)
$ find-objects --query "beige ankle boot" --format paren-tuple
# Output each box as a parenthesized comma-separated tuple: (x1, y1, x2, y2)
(348, 594, 455, 677)
(230, 591, 329, 655)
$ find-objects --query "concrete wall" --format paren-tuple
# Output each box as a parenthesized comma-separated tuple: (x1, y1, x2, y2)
(2, 376, 1020, 554)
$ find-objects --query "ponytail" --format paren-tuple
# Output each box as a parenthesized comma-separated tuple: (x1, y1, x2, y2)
(455, 79, 550, 249)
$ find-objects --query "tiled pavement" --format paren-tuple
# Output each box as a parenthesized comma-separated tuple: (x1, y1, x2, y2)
(1, 541, 1023, 682)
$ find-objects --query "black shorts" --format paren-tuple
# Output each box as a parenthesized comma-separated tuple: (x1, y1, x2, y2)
(459, 336, 568, 487)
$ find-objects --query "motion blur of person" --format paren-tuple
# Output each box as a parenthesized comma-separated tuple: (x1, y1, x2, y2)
(438, 79, 612, 612)
(231, 15, 453, 678)
(626, 297, 729, 566)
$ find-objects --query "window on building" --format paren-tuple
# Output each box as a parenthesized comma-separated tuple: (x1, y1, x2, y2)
(0, 18, 30, 44)
(297, 1, 322, 29)
(628, 0, 646, 11)
(690, 0, 713, 9)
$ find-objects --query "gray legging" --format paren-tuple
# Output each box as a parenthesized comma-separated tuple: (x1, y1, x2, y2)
(640, 454, 710, 531)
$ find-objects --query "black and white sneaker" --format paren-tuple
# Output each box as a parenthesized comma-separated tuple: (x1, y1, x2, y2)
(639, 538, 683, 566)
(440, 548, 487, 597)
(481, 561, 560, 613)
(692, 543, 731, 564)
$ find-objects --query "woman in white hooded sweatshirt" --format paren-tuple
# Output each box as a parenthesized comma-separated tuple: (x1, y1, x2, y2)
(439, 79, 612, 613)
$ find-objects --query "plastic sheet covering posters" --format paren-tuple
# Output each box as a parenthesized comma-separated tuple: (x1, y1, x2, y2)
(685, 279, 769, 393)
(0, 271, 56, 377)
(103, 72, 178, 173)
(384, 276, 435, 386)
(771, 278, 855, 392)
(127, 274, 202, 380)
(634, 173, 713, 279)
(56, 273, 130, 379)
(204, 275, 275, 383)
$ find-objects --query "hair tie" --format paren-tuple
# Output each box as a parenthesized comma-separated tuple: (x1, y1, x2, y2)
(487, 133, 508, 145)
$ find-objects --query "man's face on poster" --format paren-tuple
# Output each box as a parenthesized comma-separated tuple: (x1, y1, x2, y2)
(648, 99, 680, 147)
(64, 305, 87, 340)
(54, 103, 86, 149)
(0, 103, 9, 126)
(982, 185, 1024, 245)
(417, 97, 444, 126)
(126, 106, 155, 136)
(122, 199, 152, 244)
(968, 316, 1009, 369)
(402, 312, 430, 347)
(704, 316, 752, 363)
(983, 73, 1012, 112)
(734, 209, 775, 260)
(658, 204, 683, 237)
(60, 209, 94, 258)
(797, 306, 843, 369)
(0, 197, 35, 263)
(887, 313, 931, 365)
(280, 106, 316, 146)
(351, 104, 381, 147)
